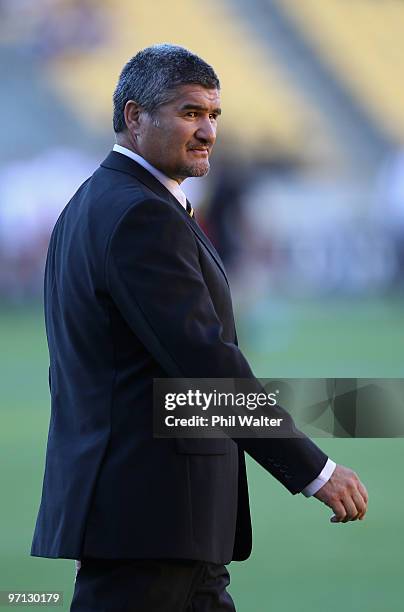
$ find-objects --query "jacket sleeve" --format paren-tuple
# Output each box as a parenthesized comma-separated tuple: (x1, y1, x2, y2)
(105, 198, 328, 493)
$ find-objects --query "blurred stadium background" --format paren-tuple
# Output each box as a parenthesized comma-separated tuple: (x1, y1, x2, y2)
(1, 0, 403, 610)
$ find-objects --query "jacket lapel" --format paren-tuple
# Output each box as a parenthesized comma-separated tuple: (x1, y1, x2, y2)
(101, 151, 229, 286)
(184, 200, 229, 286)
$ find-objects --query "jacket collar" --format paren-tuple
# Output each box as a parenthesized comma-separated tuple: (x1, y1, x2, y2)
(100, 151, 229, 285)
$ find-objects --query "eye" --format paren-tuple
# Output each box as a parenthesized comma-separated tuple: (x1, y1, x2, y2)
(186, 111, 198, 118)
(209, 113, 218, 121)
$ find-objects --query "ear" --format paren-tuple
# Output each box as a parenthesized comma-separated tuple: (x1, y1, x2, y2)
(124, 100, 142, 134)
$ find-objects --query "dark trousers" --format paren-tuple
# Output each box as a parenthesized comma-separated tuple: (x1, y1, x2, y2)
(70, 558, 236, 612)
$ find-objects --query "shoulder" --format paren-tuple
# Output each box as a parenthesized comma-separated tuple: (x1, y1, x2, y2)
(109, 196, 192, 249)
(104, 196, 199, 290)
(88, 166, 187, 229)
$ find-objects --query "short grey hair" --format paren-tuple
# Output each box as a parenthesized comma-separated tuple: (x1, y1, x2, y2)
(113, 44, 220, 133)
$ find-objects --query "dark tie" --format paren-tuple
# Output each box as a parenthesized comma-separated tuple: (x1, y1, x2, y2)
(186, 200, 194, 218)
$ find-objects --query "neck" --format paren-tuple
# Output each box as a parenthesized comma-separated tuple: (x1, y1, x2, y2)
(115, 133, 136, 154)
(114, 136, 184, 185)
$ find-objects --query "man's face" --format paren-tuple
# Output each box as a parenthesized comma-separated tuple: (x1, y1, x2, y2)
(134, 84, 221, 182)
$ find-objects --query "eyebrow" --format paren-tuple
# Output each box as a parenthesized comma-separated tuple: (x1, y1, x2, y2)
(179, 103, 222, 115)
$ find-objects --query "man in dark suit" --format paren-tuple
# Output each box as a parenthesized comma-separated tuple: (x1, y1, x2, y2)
(31, 44, 368, 611)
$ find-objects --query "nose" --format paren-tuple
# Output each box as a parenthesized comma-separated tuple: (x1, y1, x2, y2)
(195, 116, 216, 145)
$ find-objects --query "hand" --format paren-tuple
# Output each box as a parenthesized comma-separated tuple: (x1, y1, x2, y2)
(313, 464, 368, 523)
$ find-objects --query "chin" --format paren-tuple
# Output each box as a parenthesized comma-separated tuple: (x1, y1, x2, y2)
(179, 162, 210, 179)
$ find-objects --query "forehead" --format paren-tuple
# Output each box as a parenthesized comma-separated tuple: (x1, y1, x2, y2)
(169, 84, 221, 109)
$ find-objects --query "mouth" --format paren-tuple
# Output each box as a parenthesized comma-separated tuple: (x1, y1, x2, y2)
(188, 147, 209, 156)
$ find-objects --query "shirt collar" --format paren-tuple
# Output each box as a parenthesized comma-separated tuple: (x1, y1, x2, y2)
(112, 144, 187, 209)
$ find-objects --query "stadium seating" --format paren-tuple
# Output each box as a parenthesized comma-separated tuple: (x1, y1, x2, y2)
(45, 0, 325, 156)
(281, 0, 404, 143)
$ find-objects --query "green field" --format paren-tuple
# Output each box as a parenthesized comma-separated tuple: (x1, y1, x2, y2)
(1, 297, 403, 611)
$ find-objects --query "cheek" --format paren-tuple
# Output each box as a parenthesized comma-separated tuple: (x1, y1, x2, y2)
(168, 125, 193, 151)
(140, 125, 158, 153)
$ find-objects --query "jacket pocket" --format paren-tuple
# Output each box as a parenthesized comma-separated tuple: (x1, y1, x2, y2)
(175, 438, 229, 455)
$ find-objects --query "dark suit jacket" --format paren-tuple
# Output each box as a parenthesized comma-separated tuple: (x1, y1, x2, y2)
(31, 151, 328, 564)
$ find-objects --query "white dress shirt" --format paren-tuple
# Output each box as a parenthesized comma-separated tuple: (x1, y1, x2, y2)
(113, 144, 187, 209)
(112, 144, 336, 497)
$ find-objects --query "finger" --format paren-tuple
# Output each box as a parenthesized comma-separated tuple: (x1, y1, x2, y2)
(341, 496, 359, 522)
(358, 509, 367, 521)
(358, 481, 369, 505)
(352, 482, 368, 519)
(351, 490, 367, 520)
(330, 500, 346, 523)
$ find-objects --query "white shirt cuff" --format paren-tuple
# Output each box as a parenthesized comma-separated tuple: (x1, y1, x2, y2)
(301, 458, 336, 497)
